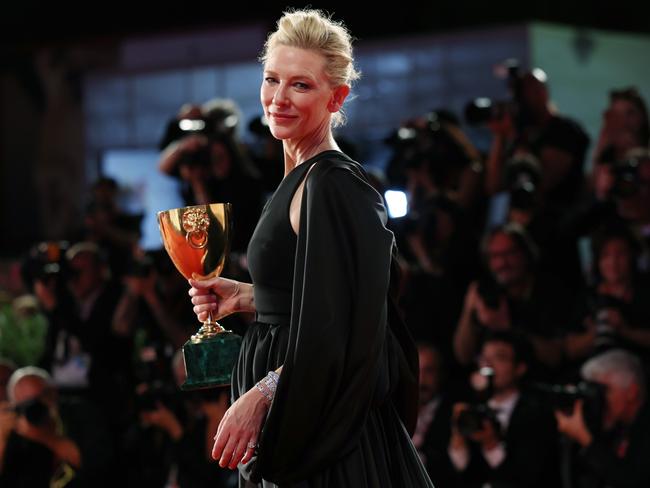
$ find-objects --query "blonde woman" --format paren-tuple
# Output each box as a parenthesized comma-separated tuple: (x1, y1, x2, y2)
(190, 9, 434, 487)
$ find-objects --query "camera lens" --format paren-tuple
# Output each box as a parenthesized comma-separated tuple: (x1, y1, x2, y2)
(457, 407, 484, 437)
(14, 399, 50, 426)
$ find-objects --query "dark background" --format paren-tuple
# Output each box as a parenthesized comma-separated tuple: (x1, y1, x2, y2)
(0, 0, 648, 257)
(1, 1, 649, 48)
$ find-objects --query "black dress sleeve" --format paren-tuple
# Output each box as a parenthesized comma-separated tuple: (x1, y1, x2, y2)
(255, 159, 397, 483)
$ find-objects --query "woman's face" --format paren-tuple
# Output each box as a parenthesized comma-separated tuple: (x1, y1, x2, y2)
(599, 238, 632, 285)
(261, 45, 343, 143)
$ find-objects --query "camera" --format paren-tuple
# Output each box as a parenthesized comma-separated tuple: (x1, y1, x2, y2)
(456, 367, 501, 438)
(607, 148, 650, 198)
(464, 98, 514, 127)
(464, 60, 546, 132)
(476, 275, 503, 310)
(20, 241, 70, 290)
(464, 59, 522, 127)
(587, 294, 626, 351)
(457, 403, 501, 438)
(13, 398, 51, 427)
(530, 380, 606, 435)
(504, 154, 542, 211)
(384, 110, 471, 189)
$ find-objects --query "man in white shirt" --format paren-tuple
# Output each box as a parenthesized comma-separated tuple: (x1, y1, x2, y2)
(448, 331, 560, 488)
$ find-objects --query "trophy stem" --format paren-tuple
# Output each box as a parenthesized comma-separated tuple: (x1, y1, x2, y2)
(190, 312, 226, 343)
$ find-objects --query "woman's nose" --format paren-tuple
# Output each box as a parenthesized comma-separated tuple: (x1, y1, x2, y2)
(273, 84, 289, 105)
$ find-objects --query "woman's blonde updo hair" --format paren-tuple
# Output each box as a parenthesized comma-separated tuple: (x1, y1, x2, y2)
(260, 9, 361, 127)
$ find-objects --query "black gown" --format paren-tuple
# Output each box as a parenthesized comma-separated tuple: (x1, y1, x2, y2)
(236, 150, 434, 487)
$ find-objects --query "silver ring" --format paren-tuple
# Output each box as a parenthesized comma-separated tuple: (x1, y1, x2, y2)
(247, 441, 257, 450)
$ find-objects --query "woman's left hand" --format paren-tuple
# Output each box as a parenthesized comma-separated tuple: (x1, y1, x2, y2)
(212, 386, 270, 469)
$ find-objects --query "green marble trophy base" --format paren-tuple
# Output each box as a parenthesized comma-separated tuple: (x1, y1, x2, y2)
(181, 332, 242, 390)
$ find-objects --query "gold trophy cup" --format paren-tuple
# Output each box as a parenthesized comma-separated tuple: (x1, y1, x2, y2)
(157, 203, 241, 390)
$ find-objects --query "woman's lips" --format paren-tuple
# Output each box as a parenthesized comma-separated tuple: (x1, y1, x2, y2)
(271, 113, 298, 121)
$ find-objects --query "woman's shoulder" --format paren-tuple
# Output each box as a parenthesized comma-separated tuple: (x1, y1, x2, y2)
(302, 152, 387, 224)
(305, 151, 371, 193)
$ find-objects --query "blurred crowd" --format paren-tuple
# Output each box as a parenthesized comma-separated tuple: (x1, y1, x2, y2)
(1, 65, 650, 488)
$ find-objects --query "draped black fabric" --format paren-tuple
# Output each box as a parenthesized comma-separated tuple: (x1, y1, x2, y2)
(238, 151, 433, 487)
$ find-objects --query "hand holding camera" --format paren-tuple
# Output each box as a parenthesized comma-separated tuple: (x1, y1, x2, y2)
(452, 402, 501, 450)
(554, 399, 593, 447)
(0, 402, 17, 443)
(532, 380, 605, 444)
(179, 133, 209, 155)
(6, 397, 61, 451)
(451, 367, 502, 452)
(487, 109, 516, 140)
(468, 281, 511, 331)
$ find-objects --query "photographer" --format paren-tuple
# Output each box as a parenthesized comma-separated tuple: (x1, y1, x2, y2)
(122, 351, 237, 488)
(112, 249, 197, 350)
(0, 367, 112, 487)
(454, 223, 572, 375)
(386, 110, 484, 212)
(562, 89, 650, 265)
(78, 177, 142, 281)
(564, 225, 650, 373)
(448, 332, 560, 488)
(592, 87, 649, 171)
(158, 99, 263, 253)
(481, 68, 589, 211)
(34, 242, 133, 437)
(501, 152, 582, 288)
(555, 349, 650, 487)
(387, 112, 482, 350)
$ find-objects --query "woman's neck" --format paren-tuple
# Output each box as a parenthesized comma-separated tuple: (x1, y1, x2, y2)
(282, 128, 339, 175)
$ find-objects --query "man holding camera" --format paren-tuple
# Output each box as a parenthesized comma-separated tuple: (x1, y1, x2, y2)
(454, 223, 572, 375)
(484, 69, 589, 209)
(563, 89, 650, 277)
(0, 367, 112, 487)
(448, 332, 560, 488)
(555, 349, 650, 487)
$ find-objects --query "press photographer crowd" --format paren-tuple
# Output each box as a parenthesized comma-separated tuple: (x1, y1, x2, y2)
(1, 62, 650, 488)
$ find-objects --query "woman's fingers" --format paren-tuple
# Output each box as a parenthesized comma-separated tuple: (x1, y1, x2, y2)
(240, 438, 257, 465)
(190, 294, 218, 306)
(188, 285, 211, 297)
(212, 429, 229, 461)
(189, 277, 219, 289)
(218, 435, 239, 468)
(228, 438, 249, 470)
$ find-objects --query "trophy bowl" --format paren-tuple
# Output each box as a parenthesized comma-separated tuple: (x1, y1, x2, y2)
(157, 203, 242, 390)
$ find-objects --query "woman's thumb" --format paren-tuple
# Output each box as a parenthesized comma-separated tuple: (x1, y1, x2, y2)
(189, 275, 211, 288)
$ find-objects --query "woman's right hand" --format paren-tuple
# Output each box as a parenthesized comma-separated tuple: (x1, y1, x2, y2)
(188, 276, 251, 322)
